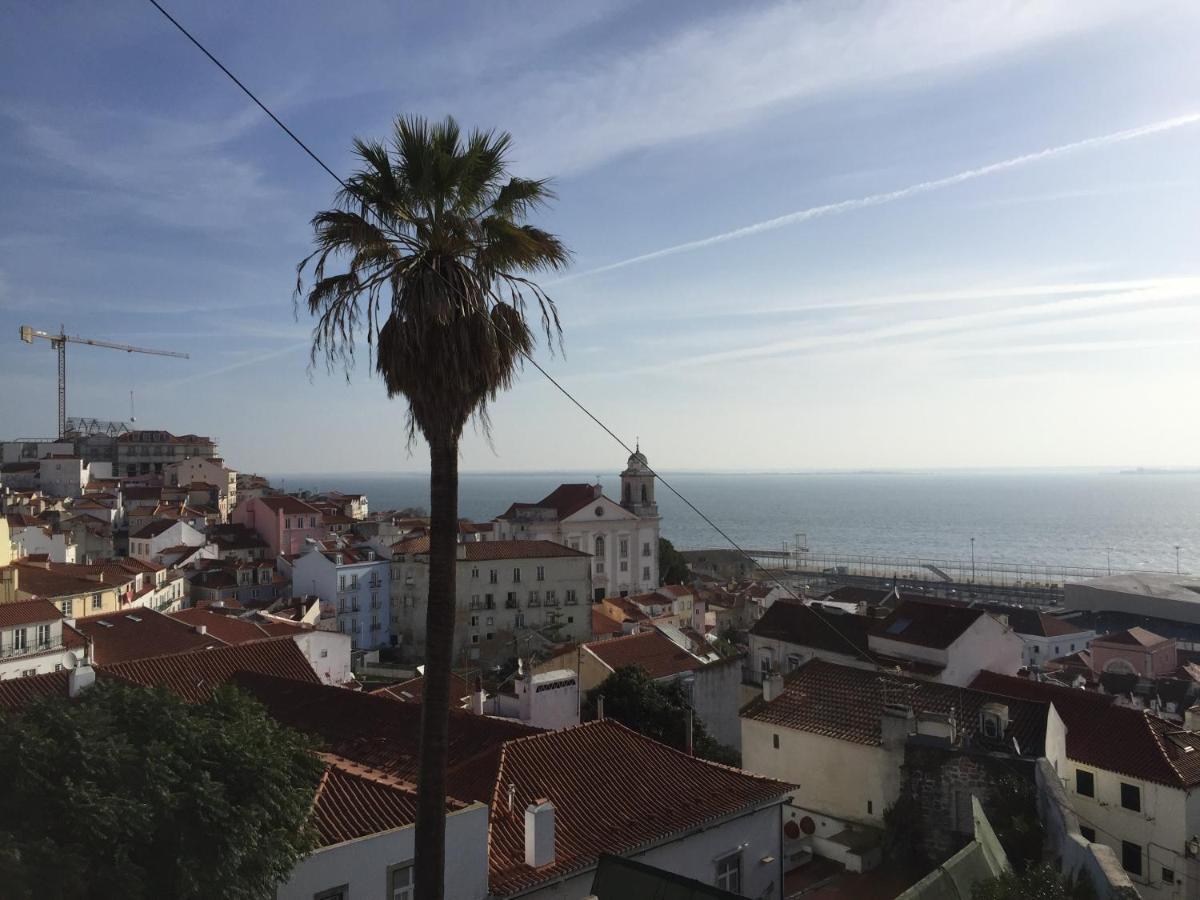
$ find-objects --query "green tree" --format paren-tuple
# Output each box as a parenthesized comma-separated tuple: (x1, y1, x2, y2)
(583, 666, 740, 766)
(0, 681, 322, 900)
(297, 115, 567, 899)
(659, 537, 690, 585)
(986, 773, 1044, 872)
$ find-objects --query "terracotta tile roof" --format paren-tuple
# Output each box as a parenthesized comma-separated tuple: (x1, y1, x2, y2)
(750, 600, 871, 660)
(311, 754, 468, 848)
(602, 596, 650, 623)
(370, 672, 471, 705)
(1095, 627, 1168, 647)
(9, 563, 110, 599)
(487, 719, 792, 896)
(0, 598, 65, 627)
(873, 600, 987, 649)
(130, 520, 177, 540)
(232, 672, 538, 803)
(102, 638, 319, 703)
(584, 631, 703, 680)
(654, 585, 689, 599)
(969, 670, 1200, 788)
(256, 495, 324, 516)
(75, 608, 220, 664)
(744, 659, 1049, 755)
(165, 608, 301, 644)
(391, 538, 590, 561)
(0, 669, 74, 709)
(497, 483, 607, 522)
(592, 609, 625, 638)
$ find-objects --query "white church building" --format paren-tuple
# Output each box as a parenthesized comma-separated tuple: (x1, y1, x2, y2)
(494, 450, 661, 599)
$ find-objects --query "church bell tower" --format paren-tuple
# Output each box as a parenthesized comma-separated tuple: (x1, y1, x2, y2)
(620, 445, 658, 518)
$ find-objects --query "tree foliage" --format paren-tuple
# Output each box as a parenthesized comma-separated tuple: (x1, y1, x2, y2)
(583, 666, 739, 766)
(986, 772, 1045, 872)
(659, 537, 690, 585)
(0, 681, 323, 900)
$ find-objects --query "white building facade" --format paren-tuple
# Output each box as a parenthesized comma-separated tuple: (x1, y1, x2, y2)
(493, 452, 660, 599)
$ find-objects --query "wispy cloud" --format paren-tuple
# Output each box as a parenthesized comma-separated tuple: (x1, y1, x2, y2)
(492, 0, 1137, 174)
(557, 113, 1200, 283)
(157, 340, 310, 389)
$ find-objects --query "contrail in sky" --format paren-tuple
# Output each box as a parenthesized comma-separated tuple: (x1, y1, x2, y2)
(558, 112, 1200, 283)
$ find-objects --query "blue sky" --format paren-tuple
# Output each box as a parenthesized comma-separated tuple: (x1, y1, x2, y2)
(2, 1, 1199, 474)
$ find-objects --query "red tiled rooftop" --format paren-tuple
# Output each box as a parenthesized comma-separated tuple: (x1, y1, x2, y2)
(488, 719, 791, 895)
(75, 607, 220, 664)
(744, 659, 1049, 754)
(255, 495, 324, 516)
(232, 672, 539, 804)
(584, 631, 703, 680)
(0, 669, 74, 709)
(103, 638, 319, 703)
(370, 671, 471, 705)
(591, 609, 625, 638)
(312, 754, 469, 848)
(873, 600, 987, 649)
(0, 598, 65, 627)
(970, 670, 1200, 789)
(1095, 627, 1168, 647)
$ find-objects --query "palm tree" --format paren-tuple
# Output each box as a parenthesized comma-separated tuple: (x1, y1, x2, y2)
(296, 115, 568, 899)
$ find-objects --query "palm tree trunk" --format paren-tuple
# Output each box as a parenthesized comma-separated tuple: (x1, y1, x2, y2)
(414, 431, 458, 900)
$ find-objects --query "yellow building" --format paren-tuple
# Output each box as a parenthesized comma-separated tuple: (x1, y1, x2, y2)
(4, 561, 126, 618)
(0, 516, 11, 568)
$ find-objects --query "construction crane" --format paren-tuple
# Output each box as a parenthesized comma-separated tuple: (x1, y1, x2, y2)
(19, 325, 190, 439)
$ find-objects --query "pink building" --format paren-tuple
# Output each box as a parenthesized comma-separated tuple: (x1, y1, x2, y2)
(232, 496, 325, 557)
(1088, 627, 1176, 678)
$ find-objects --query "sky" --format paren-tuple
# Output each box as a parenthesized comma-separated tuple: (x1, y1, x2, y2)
(2, 0, 1199, 475)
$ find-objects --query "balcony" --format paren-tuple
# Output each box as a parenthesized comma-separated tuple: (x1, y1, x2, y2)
(505, 598, 519, 610)
(0, 640, 60, 660)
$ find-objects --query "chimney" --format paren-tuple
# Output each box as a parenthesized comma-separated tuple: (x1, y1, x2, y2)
(1186, 706, 1200, 733)
(472, 675, 486, 716)
(881, 703, 915, 750)
(686, 708, 694, 756)
(762, 672, 785, 703)
(69, 664, 96, 698)
(524, 800, 556, 868)
(194, 624, 207, 636)
(456, 543, 467, 560)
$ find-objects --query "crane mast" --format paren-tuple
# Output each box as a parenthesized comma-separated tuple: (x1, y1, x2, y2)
(18, 325, 189, 439)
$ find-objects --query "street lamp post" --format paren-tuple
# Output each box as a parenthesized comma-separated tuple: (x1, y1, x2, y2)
(970, 537, 976, 584)
(1177, 545, 1182, 575)
(1106, 547, 1112, 576)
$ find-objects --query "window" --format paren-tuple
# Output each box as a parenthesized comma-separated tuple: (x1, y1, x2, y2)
(320, 649, 329, 658)
(486, 632, 495, 641)
(546, 590, 557, 605)
(387, 863, 414, 900)
(570, 540, 580, 550)
(1120, 782, 1141, 812)
(513, 568, 522, 583)
(528, 591, 540, 606)
(351, 574, 359, 590)
(596, 562, 605, 574)
(642, 566, 650, 580)
(309, 516, 316, 527)
(471, 634, 480, 644)
(1075, 770, 1094, 797)
(339, 574, 347, 591)
(486, 617, 493, 626)
(715, 853, 741, 892)
(314, 885, 348, 900)
(285, 517, 292, 529)
(59, 599, 73, 617)
(620, 561, 628, 572)
(1121, 841, 1142, 876)
(786, 654, 802, 672)
(489, 569, 498, 584)
(515, 613, 525, 627)
(565, 590, 577, 605)
(773, 734, 780, 749)
(21, 668, 36, 678)
(371, 592, 379, 608)
(1079, 825, 1096, 842)
(536, 565, 545, 581)
(12, 629, 27, 651)
(507, 592, 518, 608)
(91, 594, 102, 610)
(619, 539, 628, 558)
(471, 567, 479, 579)
(643, 541, 651, 556)
(1163, 867, 1175, 885)
(867, 800, 873, 815)
(470, 615, 480, 627)
(54, 664, 64, 672)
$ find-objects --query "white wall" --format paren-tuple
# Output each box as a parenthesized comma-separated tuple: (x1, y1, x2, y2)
(742, 718, 898, 827)
(1019, 630, 1095, 668)
(11, 527, 77, 563)
(292, 548, 391, 651)
(293, 630, 353, 686)
(688, 659, 744, 752)
(521, 802, 785, 900)
(276, 803, 489, 900)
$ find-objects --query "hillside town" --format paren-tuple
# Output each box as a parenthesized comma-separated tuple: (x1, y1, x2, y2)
(3, 427, 1197, 897)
